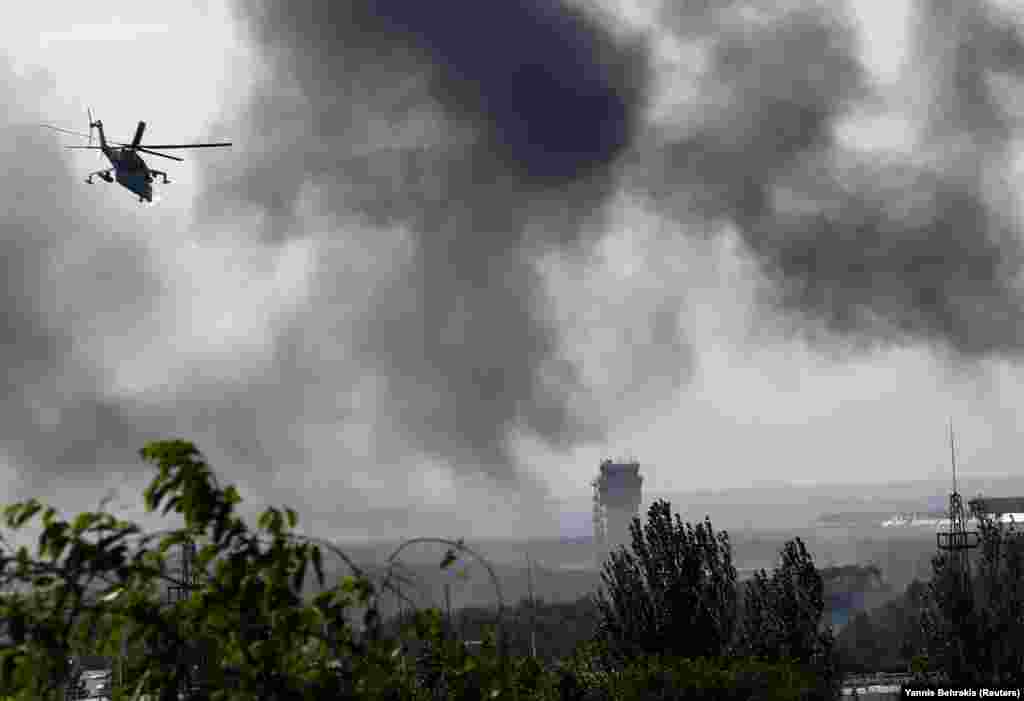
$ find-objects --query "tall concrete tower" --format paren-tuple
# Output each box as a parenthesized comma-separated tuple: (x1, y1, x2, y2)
(592, 459, 643, 564)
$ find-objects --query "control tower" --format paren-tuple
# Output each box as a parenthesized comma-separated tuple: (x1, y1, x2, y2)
(592, 459, 643, 563)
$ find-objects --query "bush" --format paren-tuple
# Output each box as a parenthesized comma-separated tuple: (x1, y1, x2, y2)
(556, 651, 828, 701)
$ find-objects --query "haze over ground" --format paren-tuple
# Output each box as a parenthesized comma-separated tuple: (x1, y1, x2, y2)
(2, 0, 1024, 546)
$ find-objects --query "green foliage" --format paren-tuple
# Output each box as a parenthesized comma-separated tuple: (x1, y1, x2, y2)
(733, 539, 838, 698)
(834, 578, 928, 675)
(609, 656, 825, 701)
(591, 500, 838, 697)
(394, 608, 554, 701)
(969, 516, 1024, 685)
(0, 444, 851, 700)
(736, 539, 833, 666)
(401, 596, 600, 664)
(0, 440, 391, 700)
(918, 516, 1024, 687)
(555, 647, 826, 701)
(593, 500, 738, 663)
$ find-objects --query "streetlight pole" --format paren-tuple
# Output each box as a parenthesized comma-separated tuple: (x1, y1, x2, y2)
(526, 553, 537, 659)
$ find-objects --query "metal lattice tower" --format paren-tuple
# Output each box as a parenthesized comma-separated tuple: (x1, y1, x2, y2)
(166, 537, 205, 698)
(167, 538, 200, 604)
(936, 424, 979, 593)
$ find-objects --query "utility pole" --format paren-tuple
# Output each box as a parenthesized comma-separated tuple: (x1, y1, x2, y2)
(119, 627, 127, 695)
(526, 553, 537, 659)
(397, 576, 403, 623)
(444, 582, 453, 641)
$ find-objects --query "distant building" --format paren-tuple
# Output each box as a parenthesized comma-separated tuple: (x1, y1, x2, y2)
(969, 496, 1024, 524)
(592, 459, 643, 564)
(877, 496, 1024, 530)
(880, 512, 951, 528)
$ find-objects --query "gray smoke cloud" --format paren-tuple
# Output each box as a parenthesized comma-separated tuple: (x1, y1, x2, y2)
(10, 0, 1022, 526)
(197, 0, 658, 482)
(642, 0, 1024, 355)
(0, 61, 168, 494)
(913, 0, 1024, 143)
(190, 0, 1024, 489)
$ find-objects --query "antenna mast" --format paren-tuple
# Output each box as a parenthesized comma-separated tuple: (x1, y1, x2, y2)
(950, 421, 957, 497)
(937, 422, 979, 592)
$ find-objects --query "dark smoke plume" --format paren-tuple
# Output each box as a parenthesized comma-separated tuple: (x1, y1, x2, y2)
(199, 0, 654, 480)
(198, 0, 1024, 486)
(642, 0, 1024, 356)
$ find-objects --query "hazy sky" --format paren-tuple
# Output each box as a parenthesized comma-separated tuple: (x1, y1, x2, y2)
(4, 0, 1024, 542)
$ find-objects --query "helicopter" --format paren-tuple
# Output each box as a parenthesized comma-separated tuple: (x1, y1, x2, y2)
(42, 109, 231, 203)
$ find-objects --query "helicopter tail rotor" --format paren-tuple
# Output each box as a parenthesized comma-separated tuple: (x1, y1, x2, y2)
(87, 107, 94, 148)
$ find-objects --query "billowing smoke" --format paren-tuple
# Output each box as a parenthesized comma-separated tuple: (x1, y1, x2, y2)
(0, 61, 167, 493)
(642, 0, 1024, 355)
(191, 0, 1024, 487)
(197, 0, 655, 481)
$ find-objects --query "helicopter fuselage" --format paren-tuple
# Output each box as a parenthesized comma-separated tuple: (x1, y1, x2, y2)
(103, 147, 153, 202)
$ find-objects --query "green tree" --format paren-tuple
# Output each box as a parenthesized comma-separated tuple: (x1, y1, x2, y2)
(0, 442, 860, 701)
(735, 538, 838, 697)
(971, 515, 1024, 685)
(0, 440, 539, 701)
(736, 539, 832, 664)
(834, 578, 929, 675)
(592, 500, 738, 663)
(0, 440, 420, 700)
(920, 516, 1024, 686)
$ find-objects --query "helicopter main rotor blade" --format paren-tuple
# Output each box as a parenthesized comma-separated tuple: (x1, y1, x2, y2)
(131, 121, 146, 148)
(66, 146, 104, 150)
(134, 142, 232, 149)
(68, 143, 136, 148)
(45, 124, 134, 145)
(41, 124, 93, 139)
(135, 147, 184, 162)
